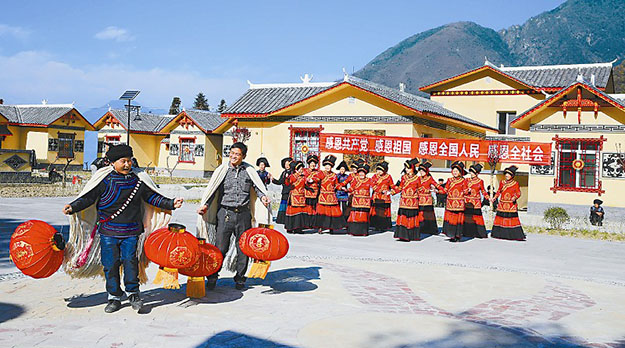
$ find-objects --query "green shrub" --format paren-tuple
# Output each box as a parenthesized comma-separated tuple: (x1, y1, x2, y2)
(543, 207, 570, 229)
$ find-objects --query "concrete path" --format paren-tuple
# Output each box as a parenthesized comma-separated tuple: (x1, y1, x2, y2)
(1, 197, 624, 348)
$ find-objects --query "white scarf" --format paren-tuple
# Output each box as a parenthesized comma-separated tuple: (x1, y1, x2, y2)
(196, 161, 271, 271)
(62, 166, 171, 283)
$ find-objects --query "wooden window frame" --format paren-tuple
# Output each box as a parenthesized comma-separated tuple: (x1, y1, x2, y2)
(179, 136, 196, 164)
(551, 135, 605, 196)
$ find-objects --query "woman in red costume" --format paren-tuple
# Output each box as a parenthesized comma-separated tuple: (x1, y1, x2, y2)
(490, 165, 526, 241)
(284, 161, 309, 234)
(391, 158, 421, 241)
(310, 155, 346, 233)
(463, 163, 489, 238)
(303, 154, 320, 229)
(369, 161, 393, 232)
(339, 163, 373, 236)
(417, 161, 443, 235)
(443, 161, 468, 242)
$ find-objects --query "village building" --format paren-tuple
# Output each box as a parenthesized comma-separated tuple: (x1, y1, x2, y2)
(94, 108, 230, 177)
(420, 61, 624, 216)
(0, 101, 94, 179)
(221, 74, 497, 185)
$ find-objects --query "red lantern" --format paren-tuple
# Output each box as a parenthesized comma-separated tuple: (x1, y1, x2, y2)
(10, 220, 64, 279)
(179, 240, 223, 278)
(239, 227, 289, 261)
(144, 223, 200, 269)
(179, 239, 223, 298)
(144, 223, 200, 289)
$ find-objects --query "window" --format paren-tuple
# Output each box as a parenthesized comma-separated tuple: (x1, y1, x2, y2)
(58, 133, 75, 158)
(553, 137, 604, 194)
(289, 126, 322, 162)
(179, 137, 195, 163)
(103, 135, 121, 153)
(497, 111, 516, 135)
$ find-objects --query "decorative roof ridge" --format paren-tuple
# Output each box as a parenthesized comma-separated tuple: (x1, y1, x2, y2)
(247, 81, 336, 89)
(500, 62, 614, 71)
(346, 75, 438, 104)
(9, 103, 75, 108)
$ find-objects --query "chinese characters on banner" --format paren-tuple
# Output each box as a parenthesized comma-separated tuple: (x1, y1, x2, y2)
(319, 133, 552, 165)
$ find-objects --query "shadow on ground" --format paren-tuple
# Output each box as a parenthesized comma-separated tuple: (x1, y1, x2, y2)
(0, 302, 25, 323)
(195, 330, 296, 348)
(246, 266, 321, 294)
(366, 321, 622, 348)
(0, 218, 69, 267)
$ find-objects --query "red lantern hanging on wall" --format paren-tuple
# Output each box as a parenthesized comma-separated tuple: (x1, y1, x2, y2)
(179, 239, 223, 298)
(239, 226, 289, 278)
(144, 223, 200, 289)
(10, 220, 65, 279)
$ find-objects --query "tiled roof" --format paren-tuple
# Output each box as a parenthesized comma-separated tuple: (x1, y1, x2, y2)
(183, 109, 228, 132)
(107, 109, 175, 133)
(224, 76, 495, 131)
(0, 104, 75, 125)
(344, 76, 493, 130)
(500, 62, 613, 89)
(225, 85, 330, 115)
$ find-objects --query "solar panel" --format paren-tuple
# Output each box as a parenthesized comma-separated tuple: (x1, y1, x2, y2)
(119, 90, 140, 100)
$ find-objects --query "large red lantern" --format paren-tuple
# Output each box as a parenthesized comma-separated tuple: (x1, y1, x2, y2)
(239, 227, 289, 261)
(179, 239, 223, 298)
(10, 220, 65, 279)
(144, 223, 200, 289)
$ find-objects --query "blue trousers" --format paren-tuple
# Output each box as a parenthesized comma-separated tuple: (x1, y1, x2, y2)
(100, 235, 139, 300)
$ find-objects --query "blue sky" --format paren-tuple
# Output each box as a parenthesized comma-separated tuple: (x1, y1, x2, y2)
(1, 0, 565, 114)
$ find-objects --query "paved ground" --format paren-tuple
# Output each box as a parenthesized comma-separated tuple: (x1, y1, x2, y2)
(1, 197, 625, 348)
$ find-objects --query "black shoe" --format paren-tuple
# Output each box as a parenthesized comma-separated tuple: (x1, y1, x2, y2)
(206, 278, 217, 290)
(104, 300, 122, 313)
(235, 282, 245, 290)
(128, 294, 143, 311)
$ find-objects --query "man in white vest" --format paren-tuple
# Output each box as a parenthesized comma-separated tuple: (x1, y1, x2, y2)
(197, 142, 270, 290)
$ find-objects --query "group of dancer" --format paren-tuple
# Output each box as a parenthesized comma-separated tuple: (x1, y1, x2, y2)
(263, 154, 525, 242)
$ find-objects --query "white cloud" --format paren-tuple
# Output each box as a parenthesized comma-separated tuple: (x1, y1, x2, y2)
(94, 26, 135, 42)
(0, 24, 29, 40)
(0, 50, 247, 112)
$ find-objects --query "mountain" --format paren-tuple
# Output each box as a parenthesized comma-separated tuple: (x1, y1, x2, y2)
(355, 22, 515, 94)
(354, 0, 625, 95)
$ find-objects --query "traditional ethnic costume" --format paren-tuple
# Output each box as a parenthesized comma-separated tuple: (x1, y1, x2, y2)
(370, 161, 394, 231)
(336, 161, 350, 219)
(339, 160, 364, 220)
(443, 161, 468, 242)
(463, 164, 489, 238)
(64, 145, 175, 309)
(272, 157, 293, 225)
(392, 158, 421, 241)
(340, 164, 373, 236)
(303, 154, 320, 229)
(256, 157, 271, 188)
(284, 161, 309, 233)
(417, 162, 443, 235)
(491, 166, 526, 241)
(312, 155, 346, 232)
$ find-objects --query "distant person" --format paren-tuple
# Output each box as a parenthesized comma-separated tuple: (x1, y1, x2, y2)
(256, 157, 272, 187)
(590, 199, 605, 226)
(436, 178, 447, 207)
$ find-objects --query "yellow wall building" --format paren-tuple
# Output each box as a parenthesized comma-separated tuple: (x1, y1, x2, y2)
(0, 102, 94, 174)
(94, 109, 230, 177)
(222, 74, 497, 183)
(420, 61, 624, 216)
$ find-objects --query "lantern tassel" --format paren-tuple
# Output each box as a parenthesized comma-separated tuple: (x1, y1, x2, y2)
(186, 276, 206, 298)
(247, 260, 271, 279)
(153, 266, 181, 289)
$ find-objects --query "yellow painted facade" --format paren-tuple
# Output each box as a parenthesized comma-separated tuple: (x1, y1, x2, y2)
(422, 65, 625, 214)
(0, 108, 92, 168)
(225, 84, 486, 182)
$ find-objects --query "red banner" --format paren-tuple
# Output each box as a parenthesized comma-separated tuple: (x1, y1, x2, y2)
(319, 133, 552, 165)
